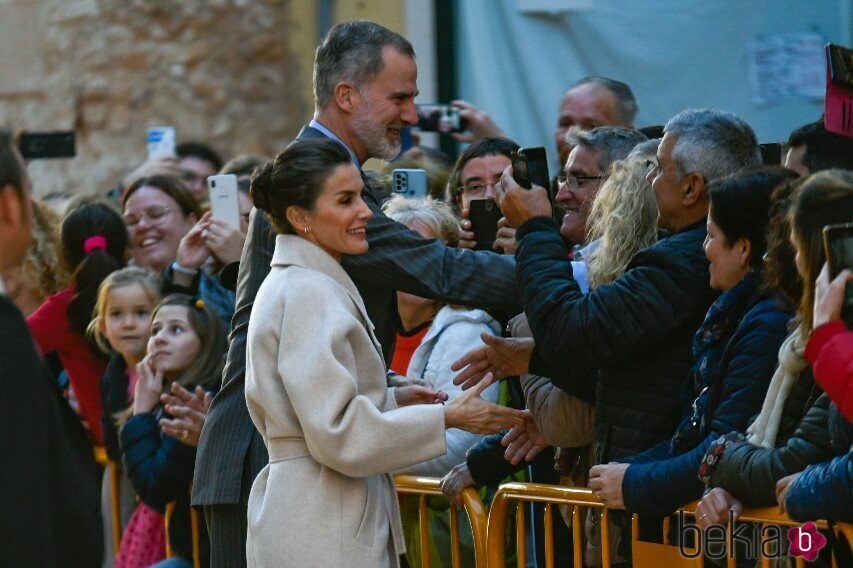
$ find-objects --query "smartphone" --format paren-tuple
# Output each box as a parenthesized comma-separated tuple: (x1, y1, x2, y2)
(18, 131, 76, 160)
(391, 168, 428, 199)
(511, 146, 550, 190)
(416, 104, 467, 133)
(207, 174, 241, 230)
(822, 222, 853, 324)
(759, 143, 782, 166)
(146, 126, 176, 159)
(469, 198, 503, 251)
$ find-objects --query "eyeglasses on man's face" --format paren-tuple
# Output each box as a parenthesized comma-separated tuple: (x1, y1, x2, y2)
(458, 178, 502, 195)
(556, 174, 606, 191)
(123, 205, 172, 227)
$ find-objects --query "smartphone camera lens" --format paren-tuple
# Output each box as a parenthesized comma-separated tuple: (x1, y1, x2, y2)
(210, 180, 216, 188)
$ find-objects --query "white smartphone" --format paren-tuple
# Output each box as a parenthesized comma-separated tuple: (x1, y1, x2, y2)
(146, 126, 176, 159)
(391, 168, 428, 199)
(207, 174, 241, 230)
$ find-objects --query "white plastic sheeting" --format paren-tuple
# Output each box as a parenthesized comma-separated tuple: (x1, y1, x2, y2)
(456, 0, 852, 165)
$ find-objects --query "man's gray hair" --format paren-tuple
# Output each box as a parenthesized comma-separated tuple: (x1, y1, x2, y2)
(567, 126, 648, 171)
(313, 20, 415, 109)
(664, 109, 761, 183)
(571, 76, 638, 125)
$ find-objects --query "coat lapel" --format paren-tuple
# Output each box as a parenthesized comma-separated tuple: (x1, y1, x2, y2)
(271, 235, 385, 359)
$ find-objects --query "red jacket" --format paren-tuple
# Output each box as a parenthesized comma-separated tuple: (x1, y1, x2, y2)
(27, 288, 105, 444)
(805, 321, 853, 422)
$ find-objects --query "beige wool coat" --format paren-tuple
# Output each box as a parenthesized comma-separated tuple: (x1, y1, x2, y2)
(245, 235, 447, 568)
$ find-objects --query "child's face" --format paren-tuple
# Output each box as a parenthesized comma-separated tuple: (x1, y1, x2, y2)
(103, 284, 154, 362)
(147, 305, 201, 376)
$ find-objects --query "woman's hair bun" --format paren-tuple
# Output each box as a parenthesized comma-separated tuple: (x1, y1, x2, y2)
(250, 160, 276, 214)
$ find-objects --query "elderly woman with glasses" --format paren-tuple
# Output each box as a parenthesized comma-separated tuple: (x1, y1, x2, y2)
(121, 175, 239, 327)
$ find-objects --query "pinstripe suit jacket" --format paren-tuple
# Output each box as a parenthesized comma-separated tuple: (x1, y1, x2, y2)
(192, 125, 520, 506)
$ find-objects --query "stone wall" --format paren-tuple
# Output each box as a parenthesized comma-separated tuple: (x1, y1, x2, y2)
(0, 0, 309, 198)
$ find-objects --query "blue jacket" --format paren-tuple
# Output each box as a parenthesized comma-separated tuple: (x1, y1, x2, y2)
(121, 406, 209, 563)
(786, 403, 852, 522)
(516, 217, 716, 461)
(621, 279, 793, 517)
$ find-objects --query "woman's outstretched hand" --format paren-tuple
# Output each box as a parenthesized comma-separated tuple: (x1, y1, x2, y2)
(444, 373, 526, 434)
(451, 334, 535, 390)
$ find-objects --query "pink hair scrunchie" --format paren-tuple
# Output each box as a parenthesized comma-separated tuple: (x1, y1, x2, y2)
(83, 235, 107, 254)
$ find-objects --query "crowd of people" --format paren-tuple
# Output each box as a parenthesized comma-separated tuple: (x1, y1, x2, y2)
(1, 17, 852, 568)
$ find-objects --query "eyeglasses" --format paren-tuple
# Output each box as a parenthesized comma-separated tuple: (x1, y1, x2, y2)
(123, 205, 172, 227)
(458, 179, 501, 195)
(556, 174, 606, 191)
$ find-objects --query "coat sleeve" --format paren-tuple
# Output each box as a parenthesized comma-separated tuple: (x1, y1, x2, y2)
(342, 198, 520, 311)
(710, 393, 835, 506)
(515, 217, 710, 394)
(621, 305, 791, 516)
(522, 374, 596, 449)
(398, 321, 497, 477)
(26, 291, 64, 354)
(805, 322, 853, 422)
(275, 281, 447, 479)
(785, 452, 853, 522)
(120, 412, 197, 512)
(465, 432, 530, 487)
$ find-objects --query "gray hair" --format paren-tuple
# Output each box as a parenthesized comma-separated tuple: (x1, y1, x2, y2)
(566, 126, 648, 172)
(382, 195, 460, 245)
(313, 20, 415, 109)
(664, 109, 761, 183)
(571, 77, 639, 125)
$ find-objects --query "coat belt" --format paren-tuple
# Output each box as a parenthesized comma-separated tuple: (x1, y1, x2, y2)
(267, 437, 310, 462)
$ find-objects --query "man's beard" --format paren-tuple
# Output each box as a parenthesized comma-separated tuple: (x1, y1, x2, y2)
(351, 98, 402, 161)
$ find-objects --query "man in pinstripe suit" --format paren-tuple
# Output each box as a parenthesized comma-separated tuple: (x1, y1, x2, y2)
(192, 20, 522, 566)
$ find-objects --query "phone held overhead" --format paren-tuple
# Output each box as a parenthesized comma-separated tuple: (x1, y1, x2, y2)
(207, 174, 242, 230)
(391, 169, 428, 199)
(18, 131, 76, 160)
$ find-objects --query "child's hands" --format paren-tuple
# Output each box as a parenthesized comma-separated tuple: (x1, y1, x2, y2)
(133, 354, 164, 415)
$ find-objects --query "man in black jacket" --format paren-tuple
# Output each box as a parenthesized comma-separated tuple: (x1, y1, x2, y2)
(192, 21, 523, 567)
(0, 130, 102, 567)
(455, 108, 761, 473)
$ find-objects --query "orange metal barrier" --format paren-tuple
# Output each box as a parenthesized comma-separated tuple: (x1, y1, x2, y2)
(633, 501, 849, 568)
(394, 475, 488, 568)
(486, 482, 613, 568)
(164, 495, 202, 568)
(93, 446, 123, 554)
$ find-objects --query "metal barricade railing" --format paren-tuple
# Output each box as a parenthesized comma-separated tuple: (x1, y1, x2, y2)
(93, 446, 123, 554)
(486, 482, 612, 568)
(633, 501, 852, 568)
(394, 475, 488, 568)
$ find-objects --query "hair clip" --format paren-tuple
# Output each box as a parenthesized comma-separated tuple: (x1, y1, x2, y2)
(192, 297, 205, 309)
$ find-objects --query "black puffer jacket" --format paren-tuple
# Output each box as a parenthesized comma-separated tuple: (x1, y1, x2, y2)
(710, 375, 832, 507)
(516, 217, 716, 461)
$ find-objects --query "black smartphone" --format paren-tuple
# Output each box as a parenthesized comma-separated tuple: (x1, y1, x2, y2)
(822, 222, 853, 325)
(416, 104, 467, 133)
(469, 198, 503, 251)
(760, 143, 782, 166)
(18, 131, 76, 160)
(511, 146, 550, 190)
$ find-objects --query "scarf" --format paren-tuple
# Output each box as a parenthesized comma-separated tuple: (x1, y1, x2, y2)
(746, 324, 807, 448)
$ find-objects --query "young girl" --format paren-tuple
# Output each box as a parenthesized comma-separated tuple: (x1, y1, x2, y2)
(27, 200, 128, 445)
(89, 267, 163, 567)
(121, 294, 227, 568)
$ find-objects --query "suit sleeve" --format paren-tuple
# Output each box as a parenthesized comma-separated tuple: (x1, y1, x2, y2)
(516, 217, 710, 393)
(275, 280, 448, 478)
(343, 198, 520, 311)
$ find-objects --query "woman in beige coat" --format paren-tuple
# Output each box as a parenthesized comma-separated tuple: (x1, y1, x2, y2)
(244, 139, 525, 568)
